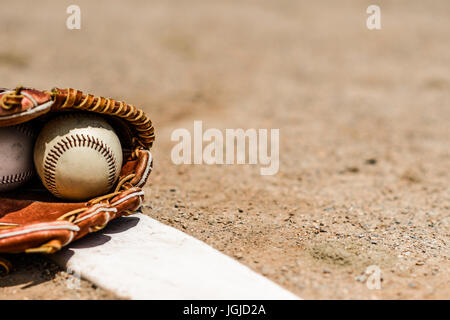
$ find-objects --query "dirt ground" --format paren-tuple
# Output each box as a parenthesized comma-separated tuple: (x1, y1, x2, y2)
(0, 0, 449, 299)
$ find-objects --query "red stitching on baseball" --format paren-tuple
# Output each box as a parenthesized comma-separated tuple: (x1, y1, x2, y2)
(0, 170, 34, 185)
(14, 123, 36, 139)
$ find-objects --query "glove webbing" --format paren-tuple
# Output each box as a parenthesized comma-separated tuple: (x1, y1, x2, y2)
(49, 88, 155, 151)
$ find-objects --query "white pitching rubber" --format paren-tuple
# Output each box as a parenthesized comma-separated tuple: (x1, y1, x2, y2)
(51, 213, 300, 300)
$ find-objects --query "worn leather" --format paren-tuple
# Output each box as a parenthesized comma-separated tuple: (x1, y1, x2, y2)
(0, 88, 54, 127)
(0, 87, 154, 254)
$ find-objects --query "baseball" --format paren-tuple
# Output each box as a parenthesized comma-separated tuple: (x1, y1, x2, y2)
(33, 113, 123, 201)
(0, 124, 36, 192)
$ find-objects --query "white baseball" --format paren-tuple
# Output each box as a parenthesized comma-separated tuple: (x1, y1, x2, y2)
(0, 124, 36, 192)
(34, 113, 123, 201)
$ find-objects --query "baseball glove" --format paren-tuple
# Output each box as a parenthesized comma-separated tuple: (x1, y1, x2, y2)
(0, 86, 154, 273)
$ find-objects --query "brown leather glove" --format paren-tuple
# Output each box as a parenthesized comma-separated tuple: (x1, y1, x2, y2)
(0, 87, 154, 272)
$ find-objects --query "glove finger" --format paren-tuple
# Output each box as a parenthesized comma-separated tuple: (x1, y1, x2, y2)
(0, 201, 83, 226)
(0, 87, 53, 126)
(73, 187, 144, 240)
(119, 149, 153, 188)
(0, 221, 79, 253)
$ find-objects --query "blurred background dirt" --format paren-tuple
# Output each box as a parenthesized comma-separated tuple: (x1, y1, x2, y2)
(0, 0, 448, 299)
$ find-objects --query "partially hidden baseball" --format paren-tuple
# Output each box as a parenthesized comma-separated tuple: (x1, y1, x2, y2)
(0, 124, 36, 192)
(33, 113, 123, 201)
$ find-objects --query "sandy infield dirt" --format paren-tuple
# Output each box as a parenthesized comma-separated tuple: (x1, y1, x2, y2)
(0, 0, 448, 299)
